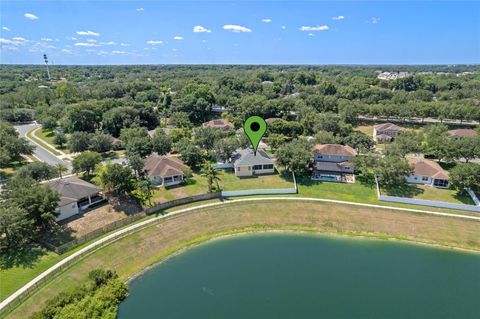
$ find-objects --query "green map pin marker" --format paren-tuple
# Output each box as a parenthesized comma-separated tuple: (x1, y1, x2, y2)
(244, 116, 267, 156)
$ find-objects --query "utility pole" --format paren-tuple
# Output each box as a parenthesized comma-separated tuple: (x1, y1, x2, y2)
(43, 53, 51, 81)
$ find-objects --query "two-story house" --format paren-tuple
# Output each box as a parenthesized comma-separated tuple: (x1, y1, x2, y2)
(373, 123, 404, 143)
(312, 144, 357, 183)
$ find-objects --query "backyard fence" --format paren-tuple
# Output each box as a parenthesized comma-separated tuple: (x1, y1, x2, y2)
(145, 192, 222, 215)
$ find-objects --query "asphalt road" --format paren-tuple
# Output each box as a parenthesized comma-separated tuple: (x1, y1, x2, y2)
(15, 122, 71, 170)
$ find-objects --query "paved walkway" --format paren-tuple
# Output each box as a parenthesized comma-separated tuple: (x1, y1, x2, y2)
(1, 196, 479, 312)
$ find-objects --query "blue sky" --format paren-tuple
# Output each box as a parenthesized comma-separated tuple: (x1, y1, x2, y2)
(0, 1, 479, 65)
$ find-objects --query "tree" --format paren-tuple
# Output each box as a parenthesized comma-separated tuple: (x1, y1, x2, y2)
(386, 131, 424, 157)
(14, 162, 56, 181)
(53, 133, 67, 148)
(314, 112, 341, 135)
(449, 163, 480, 193)
(120, 127, 152, 157)
(93, 162, 135, 196)
(89, 132, 113, 153)
(451, 137, 480, 163)
(133, 178, 153, 206)
(0, 205, 34, 255)
(68, 131, 91, 153)
(194, 127, 222, 151)
(313, 131, 337, 144)
(265, 133, 287, 150)
(354, 154, 412, 188)
(275, 138, 312, 176)
(102, 106, 140, 137)
(0, 121, 34, 167)
(61, 103, 99, 133)
(72, 151, 102, 176)
(214, 137, 238, 162)
(56, 163, 68, 179)
(176, 139, 204, 169)
(1, 177, 60, 235)
(200, 163, 221, 192)
(342, 132, 375, 154)
(424, 124, 452, 160)
(126, 152, 145, 177)
(151, 129, 172, 155)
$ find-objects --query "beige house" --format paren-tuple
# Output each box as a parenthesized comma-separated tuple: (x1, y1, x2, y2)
(312, 144, 356, 183)
(373, 123, 404, 142)
(43, 176, 103, 221)
(406, 158, 449, 188)
(233, 149, 274, 177)
(202, 119, 234, 130)
(144, 154, 187, 186)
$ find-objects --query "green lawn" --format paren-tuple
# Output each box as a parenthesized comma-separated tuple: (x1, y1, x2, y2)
(26, 128, 62, 156)
(152, 169, 294, 204)
(382, 184, 474, 205)
(34, 129, 70, 154)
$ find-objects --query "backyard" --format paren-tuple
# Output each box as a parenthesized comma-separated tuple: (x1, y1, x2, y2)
(382, 184, 475, 205)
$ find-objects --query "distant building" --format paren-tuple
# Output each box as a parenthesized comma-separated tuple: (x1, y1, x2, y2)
(406, 158, 449, 188)
(202, 119, 234, 130)
(312, 144, 356, 183)
(373, 123, 404, 143)
(265, 117, 282, 124)
(233, 149, 274, 177)
(377, 72, 409, 80)
(447, 129, 478, 139)
(144, 154, 187, 186)
(43, 176, 103, 221)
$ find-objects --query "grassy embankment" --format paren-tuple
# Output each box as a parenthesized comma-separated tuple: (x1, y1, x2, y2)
(5, 200, 480, 319)
(26, 128, 62, 156)
(34, 128, 71, 154)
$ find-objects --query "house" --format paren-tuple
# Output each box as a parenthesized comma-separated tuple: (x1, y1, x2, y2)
(202, 119, 234, 130)
(312, 144, 356, 183)
(265, 117, 282, 124)
(373, 123, 404, 142)
(406, 158, 449, 188)
(233, 149, 275, 177)
(447, 129, 478, 139)
(144, 154, 187, 186)
(43, 176, 103, 221)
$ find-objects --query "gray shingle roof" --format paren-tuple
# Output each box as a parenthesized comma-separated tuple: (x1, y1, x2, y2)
(233, 149, 273, 167)
(44, 176, 100, 206)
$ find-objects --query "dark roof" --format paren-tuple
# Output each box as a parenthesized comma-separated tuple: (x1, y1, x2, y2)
(374, 123, 404, 132)
(144, 154, 186, 178)
(313, 144, 357, 157)
(202, 119, 234, 130)
(408, 158, 449, 180)
(447, 129, 478, 138)
(233, 149, 274, 167)
(44, 176, 100, 206)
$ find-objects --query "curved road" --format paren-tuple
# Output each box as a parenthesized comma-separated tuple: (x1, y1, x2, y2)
(14, 123, 71, 169)
(1, 196, 479, 314)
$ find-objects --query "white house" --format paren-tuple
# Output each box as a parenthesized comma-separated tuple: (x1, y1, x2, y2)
(406, 158, 450, 188)
(43, 176, 103, 221)
(233, 149, 274, 177)
(144, 154, 187, 186)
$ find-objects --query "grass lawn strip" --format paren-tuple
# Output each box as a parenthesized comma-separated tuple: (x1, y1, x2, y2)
(5, 199, 480, 319)
(26, 128, 62, 156)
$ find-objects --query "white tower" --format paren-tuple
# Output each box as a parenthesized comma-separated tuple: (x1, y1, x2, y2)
(43, 54, 51, 81)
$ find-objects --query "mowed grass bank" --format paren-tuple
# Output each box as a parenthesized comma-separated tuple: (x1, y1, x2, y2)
(7, 200, 480, 319)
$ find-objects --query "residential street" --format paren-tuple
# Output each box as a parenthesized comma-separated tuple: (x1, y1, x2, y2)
(15, 122, 71, 170)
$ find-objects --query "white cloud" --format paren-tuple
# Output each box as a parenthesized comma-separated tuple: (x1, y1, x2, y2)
(12, 37, 27, 42)
(74, 42, 98, 47)
(136, 8, 144, 12)
(261, 18, 272, 23)
(120, 43, 130, 46)
(61, 48, 72, 53)
(332, 15, 345, 20)
(193, 25, 211, 33)
(146, 40, 163, 45)
(308, 33, 315, 37)
(368, 17, 381, 24)
(24, 13, 39, 20)
(100, 41, 116, 45)
(0, 38, 13, 44)
(76, 30, 100, 36)
(223, 24, 252, 33)
(67, 36, 78, 41)
(173, 36, 183, 40)
(2, 27, 11, 31)
(86, 39, 97, 43)
(0, 37, 28, 45)
(299, 25, 329, 31)
(41, 37, 53, 41)
(281, 26, 286, 29)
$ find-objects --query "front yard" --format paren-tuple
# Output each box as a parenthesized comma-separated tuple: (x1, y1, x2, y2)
(34, 128, 70, 154)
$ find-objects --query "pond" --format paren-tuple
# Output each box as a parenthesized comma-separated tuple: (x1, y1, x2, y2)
(119, 233, 480, 318)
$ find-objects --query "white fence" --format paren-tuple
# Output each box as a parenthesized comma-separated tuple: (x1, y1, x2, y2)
(467, 189, 480, 206)
(221, 172, 297, 197)
(374, 175, 480, 212)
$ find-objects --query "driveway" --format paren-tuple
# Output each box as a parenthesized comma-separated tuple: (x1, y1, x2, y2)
(15, 122, 71, 170)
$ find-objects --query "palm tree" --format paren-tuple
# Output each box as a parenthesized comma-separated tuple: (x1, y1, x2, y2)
(56, 163, 68, 179)
(200, 163, 221, 193)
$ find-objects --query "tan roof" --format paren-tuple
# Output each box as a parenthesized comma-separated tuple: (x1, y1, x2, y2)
(376, 134, 393, 141)
(313, 144, 357, 156)
(202, 119, 234, 130)
(44, 176, 100, 206)
(447, 129, 478, 138)
(265, 117, 282, 124)
(408, 158, 449, 180)
(144, 154, 186, 178)
(374, 123, 404, 132)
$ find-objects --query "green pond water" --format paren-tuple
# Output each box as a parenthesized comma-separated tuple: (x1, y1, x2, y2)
(118, 233, 480, 319)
